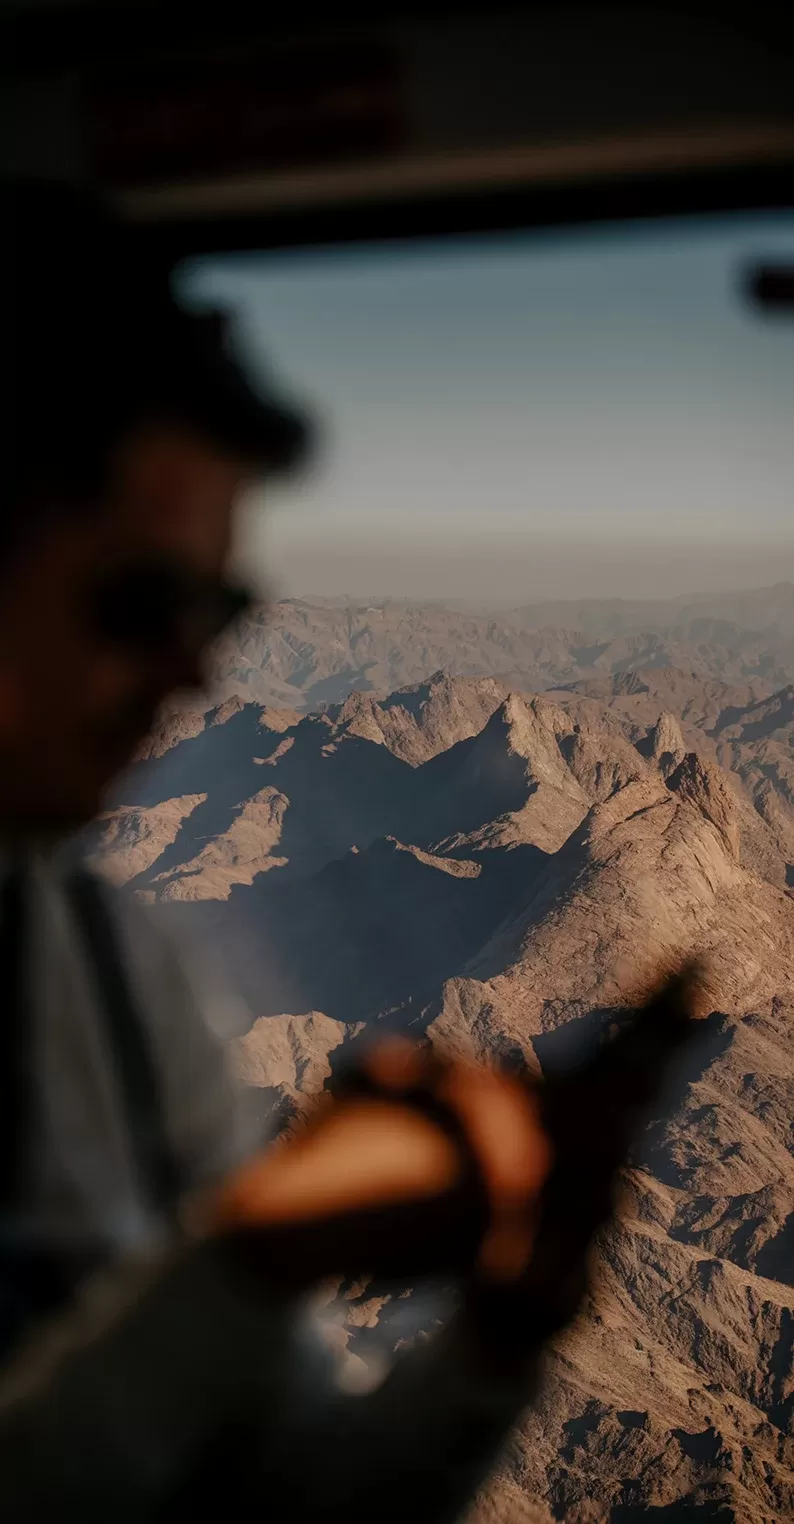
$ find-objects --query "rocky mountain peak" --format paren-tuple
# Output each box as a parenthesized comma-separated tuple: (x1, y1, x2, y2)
(640, 704, 682, 768)
(335, 692, 387, 746)
(467, 695, 582, 807)
(501, 690, 534, 742)
(481, 693, 565, 759)
(666, 751, 740, 859)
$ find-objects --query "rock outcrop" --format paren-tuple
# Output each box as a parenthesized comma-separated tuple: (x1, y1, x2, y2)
(639, 709, 687, 773)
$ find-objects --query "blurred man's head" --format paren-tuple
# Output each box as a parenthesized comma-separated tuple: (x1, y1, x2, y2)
(0, 181, 307, 834)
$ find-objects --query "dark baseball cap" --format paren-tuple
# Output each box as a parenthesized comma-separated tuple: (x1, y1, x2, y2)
(3, 177, 310, 510)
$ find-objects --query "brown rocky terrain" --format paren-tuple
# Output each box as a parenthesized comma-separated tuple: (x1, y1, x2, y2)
(88, 625, 794, 1520)
(205, 584, 794, 710)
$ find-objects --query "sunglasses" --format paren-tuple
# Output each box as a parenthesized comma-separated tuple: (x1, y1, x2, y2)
(87, 557, 253, 657)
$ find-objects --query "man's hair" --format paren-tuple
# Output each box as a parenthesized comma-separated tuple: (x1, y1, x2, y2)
(2, 178, 309, 555)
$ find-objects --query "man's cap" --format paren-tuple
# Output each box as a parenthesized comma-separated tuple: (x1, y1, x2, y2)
(3, 177, 310, 498)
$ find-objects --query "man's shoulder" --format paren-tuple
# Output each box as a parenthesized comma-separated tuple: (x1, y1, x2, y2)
(47, 857, 262, 1181)
(51, 859, 243, 1042)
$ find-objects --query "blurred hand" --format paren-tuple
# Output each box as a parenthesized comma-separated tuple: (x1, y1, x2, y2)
(200, 970, 696, 1320)
(207, 1038, 552, 1284)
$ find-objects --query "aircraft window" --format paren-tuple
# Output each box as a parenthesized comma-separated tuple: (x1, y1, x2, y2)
(94, 212, 794, 1516)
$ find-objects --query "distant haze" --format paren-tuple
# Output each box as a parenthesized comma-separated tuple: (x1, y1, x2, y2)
(254, 526, 794, 604)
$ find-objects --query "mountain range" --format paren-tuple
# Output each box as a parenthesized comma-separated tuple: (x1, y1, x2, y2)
(206, 582, 794, 710)
(88, 595, 794, 1522)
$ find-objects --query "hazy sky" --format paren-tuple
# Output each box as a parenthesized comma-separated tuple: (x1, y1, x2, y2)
(179, 212, 794, 603)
